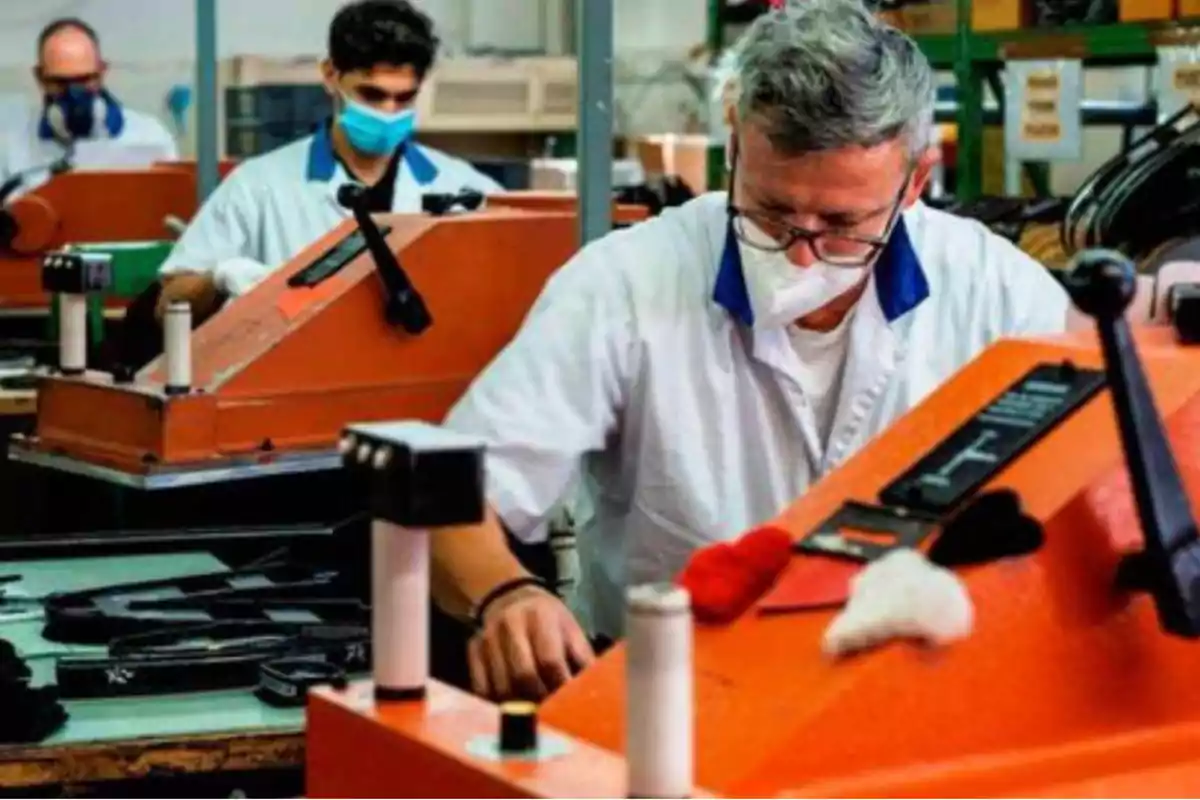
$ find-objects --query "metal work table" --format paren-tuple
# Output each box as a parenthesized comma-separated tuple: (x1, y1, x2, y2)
(0, 553, 304, 793)
(7, 442, 342, 491)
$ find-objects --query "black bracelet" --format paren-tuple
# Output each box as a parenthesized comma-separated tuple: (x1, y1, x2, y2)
(472, 577, 549, 628)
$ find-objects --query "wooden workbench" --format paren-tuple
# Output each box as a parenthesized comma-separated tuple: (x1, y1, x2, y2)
(0, 553, 306, 794)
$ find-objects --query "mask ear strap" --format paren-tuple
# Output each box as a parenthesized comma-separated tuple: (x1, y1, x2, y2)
(40, 99, 67, 142)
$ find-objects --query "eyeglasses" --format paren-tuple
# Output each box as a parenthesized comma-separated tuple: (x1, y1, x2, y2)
(729, 210, 895, 266)
(38, 71, 102, 94)
(726, 144, 911, 267)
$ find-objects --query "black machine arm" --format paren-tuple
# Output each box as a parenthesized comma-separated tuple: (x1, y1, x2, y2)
(336, 183, 432, 335)
(0, 151, 72, 250)
(1062, 249, 1200, 637)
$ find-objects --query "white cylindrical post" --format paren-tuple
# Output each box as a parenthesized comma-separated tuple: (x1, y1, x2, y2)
(372, 518, 429, 700)
(626, 583, 693, 799)
(58, 293, 87, 375)
(163, 300, 192, 394)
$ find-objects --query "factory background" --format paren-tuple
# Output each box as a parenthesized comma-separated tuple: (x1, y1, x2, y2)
(0, 0, 1153, 193)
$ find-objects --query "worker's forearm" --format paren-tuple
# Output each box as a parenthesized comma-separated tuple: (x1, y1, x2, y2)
(430, 506, 533, 621)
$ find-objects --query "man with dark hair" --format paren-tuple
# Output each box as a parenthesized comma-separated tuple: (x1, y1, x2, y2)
(0, 17, 178, 196)
(157, 0, 502, 319)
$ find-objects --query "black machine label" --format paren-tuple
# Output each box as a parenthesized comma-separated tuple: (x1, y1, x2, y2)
(288, 224, 394, 288)
(879, 362, 1105, 515)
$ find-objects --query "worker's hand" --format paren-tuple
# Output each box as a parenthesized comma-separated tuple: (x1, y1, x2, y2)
(156, 272, 219, 321)
(468, 585, 594, 701)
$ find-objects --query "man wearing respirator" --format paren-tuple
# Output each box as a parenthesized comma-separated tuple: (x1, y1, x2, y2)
(0, 18, 178, 199)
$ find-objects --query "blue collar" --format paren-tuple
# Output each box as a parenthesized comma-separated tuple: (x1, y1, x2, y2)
(305, 121, 438, 186)
(712, 215, 930, 326)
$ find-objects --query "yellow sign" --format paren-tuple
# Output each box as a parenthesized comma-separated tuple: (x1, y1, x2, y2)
(1173, 62, 1200, 108)
(1020, 70, 1063, 144)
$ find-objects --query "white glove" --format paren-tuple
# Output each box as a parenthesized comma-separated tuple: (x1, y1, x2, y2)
(822, 548, 974, 659)
(213, 256, 273, 298)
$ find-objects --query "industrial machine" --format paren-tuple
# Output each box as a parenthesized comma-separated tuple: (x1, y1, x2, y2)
(304, 251, 1200, 797)
(12, 190, 641, 489)
(0, 169, 201, 310)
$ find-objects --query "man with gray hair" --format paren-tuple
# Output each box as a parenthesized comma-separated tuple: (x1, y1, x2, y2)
(435, 0, 1069, 700)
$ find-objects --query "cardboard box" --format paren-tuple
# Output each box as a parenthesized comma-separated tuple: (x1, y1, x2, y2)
(971, 0, 1029, 30)
(1119, 0, 1176, 19)
(900, 1, 958, 33)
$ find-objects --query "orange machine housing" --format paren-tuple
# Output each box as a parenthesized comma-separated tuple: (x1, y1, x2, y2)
(306, 326, 1200, 798)
(0, 170, 201, 308)
(22, 203, 623, 477)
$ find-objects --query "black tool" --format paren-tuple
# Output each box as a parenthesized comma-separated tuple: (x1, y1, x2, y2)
(256, 656, 349, 708)
(55, 621, 368, 700)
(1165, 282, 1200, 344)
(421, 188, 484, 216)
(879, 362, 1106, 515)
(286, 225, 393, 288)
(793, 501, 939, 563)
(1062, 249, 1200, 638)
(43, 564, 363, 644)
(927, 489, 1045, 568)
(0, 638, 66, 744)
(337, 183, 432, 335)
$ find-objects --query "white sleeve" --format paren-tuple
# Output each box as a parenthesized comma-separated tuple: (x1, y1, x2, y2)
(153, 120, 180, 160)
(442, 243, 636, 541)
(159, 170, 259, 282)
(457, 162, 505, 194)
(992, 237, 1071, 337)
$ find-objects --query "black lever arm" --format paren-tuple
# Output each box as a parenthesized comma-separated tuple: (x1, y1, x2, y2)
(1062, 249, 1200, 637)
(336, 183, 431, 335)
(0, 150, 73, 251)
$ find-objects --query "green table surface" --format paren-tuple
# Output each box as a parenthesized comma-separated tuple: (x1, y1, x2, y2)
(0, 553, 305, 786)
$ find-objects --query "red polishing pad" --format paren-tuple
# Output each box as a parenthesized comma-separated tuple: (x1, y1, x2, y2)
(756, 555, 862, 613)
(677, 526, 792, 624)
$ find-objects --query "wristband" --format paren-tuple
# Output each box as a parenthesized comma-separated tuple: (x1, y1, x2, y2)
(471, 577, 549, 628)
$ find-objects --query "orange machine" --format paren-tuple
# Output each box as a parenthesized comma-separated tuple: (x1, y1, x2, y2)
(305, 255, 1200, 798)
(0, 170, 201, 308)
(153, 159, 241, 180)
(16, 198, 644, 484)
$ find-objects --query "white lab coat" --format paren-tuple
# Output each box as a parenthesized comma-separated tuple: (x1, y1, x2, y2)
(158, 125, 504, 295)
(443, 192, 1070, 638)
(0, 106, 178, 197)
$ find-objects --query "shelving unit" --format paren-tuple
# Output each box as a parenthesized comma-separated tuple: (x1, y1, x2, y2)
(705, 0, 1200, 199)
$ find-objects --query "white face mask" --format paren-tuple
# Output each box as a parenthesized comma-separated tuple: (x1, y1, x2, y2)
(738, 236, 870, 329)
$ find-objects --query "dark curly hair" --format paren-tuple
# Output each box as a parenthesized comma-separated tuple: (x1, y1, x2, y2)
(329, 0, 439, 78)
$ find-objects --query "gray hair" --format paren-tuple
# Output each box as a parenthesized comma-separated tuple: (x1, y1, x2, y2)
(719, 0, 935, 158)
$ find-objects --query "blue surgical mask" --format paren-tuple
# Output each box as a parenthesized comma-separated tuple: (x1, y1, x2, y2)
(40, 85, 124, 142)
(338, 95, 416, 156)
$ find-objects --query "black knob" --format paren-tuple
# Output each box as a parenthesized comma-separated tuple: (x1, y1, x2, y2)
(498, 700, 538, 753)
(336, 183, 368, 210)
(1062, 248, 1137, 319)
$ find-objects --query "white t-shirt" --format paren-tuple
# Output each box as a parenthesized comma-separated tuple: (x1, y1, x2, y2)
(785, 306, 856, 453)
